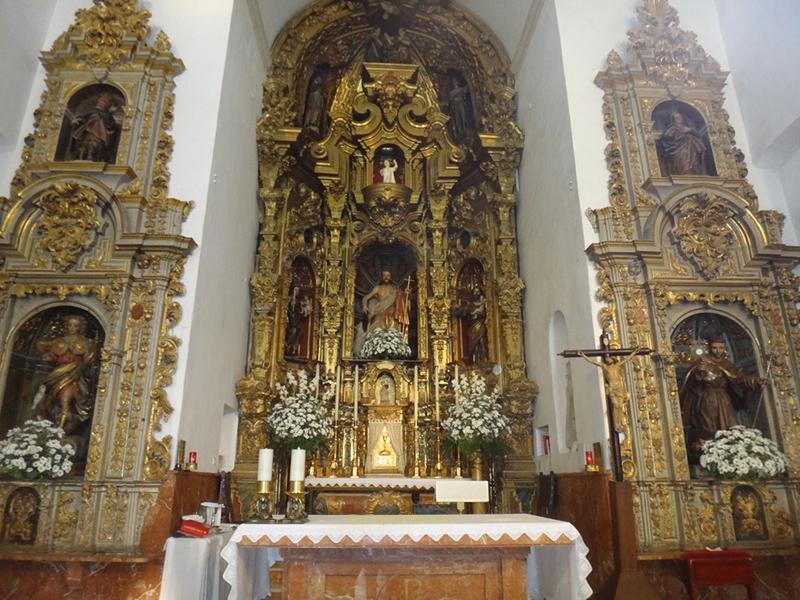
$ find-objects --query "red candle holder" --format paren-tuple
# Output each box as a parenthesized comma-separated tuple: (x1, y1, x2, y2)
(584, 450, 600, 473)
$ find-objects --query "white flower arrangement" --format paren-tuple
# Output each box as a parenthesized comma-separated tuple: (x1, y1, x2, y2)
(0, 420, 75, 480)
(700, 426, 787, 481)
(442, 373, 511, 455)
(358, 327, 412, 360)
(267, 368, 334, 452)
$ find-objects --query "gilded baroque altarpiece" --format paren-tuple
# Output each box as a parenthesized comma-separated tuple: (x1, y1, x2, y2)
(234, 0, 537, 513)
(592, 0, 800, 552)
(0, 1, 192, 551)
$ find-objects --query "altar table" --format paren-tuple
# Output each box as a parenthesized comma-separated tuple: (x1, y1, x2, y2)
(220, 514, 592, 600)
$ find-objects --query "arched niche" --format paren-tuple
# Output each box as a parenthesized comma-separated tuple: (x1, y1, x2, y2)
(653, 100, 716, 177)
(54, 83, 125, 164)
(302, 63, 339, 138)
(671, 311, 769, 468)
(437, 69, 477, 143)
(284, 256, 316, 362)
(352, 242, 418, 358)
(453, 259, 488, 366)
(2, 487, 40, 544)
(373, 145, 405, 185)
(0, 306, 105, 474)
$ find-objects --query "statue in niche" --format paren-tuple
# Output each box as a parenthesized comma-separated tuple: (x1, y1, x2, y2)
(654, 103, 714, 176)
(680, 335, 765, 447)
(56, 85, 124, 163)
(284, 257, 315, 360)
(372, 145, 404, 185)
(372, 425, 398, 469)
(445, 73, 475, 142)
(454, 261, 488, 365)
(303, 74, 325, 133)
(353, 243, 417, 357)
(376, 373, 396, 405)
(34, 314, 98, 434)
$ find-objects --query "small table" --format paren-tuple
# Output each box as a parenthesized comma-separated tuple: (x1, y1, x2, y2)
(159, 529, 234, 600)
(220, 514, 592, 600)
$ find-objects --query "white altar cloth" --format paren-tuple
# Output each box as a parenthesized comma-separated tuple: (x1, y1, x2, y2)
(305, 475, 436, 490)
(220, 514, 592, 600)
(160, 530, 233, 600)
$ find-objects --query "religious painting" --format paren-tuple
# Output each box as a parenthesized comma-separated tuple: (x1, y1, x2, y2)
(302, 63, 339, 138)
(1, 487, 40, 544)
(352, 243, 417, 358)
(671, 313, 767, 467)
(54, 83, 124, 163)
(454, 259, 488, 365)
(0, 307, 104, 471)
(731, 485, 768, 541)
(435, 70, 476, 143)
(284, 257, 316, 361)
(653, 100, 716, 177)
(374, 373, 396, 405)
(372, 145, 405, 185)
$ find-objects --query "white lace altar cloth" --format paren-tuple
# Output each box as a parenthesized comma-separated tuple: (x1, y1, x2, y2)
(220, 514, 592, 599)
(305, 475, 436, 490)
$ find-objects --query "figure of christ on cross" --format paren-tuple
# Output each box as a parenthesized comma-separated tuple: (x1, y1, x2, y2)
(559, 334, 651, 481)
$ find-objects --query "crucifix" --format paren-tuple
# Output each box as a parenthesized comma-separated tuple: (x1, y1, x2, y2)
(559, 333, 651, 482)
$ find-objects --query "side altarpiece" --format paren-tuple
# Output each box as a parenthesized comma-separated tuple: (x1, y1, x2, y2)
(592, 0, 800, 553)
(0, 1, 193, 551)
(234, 0, 538, 513)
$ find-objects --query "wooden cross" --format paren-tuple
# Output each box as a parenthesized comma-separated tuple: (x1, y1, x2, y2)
(559, 334, 651, 482)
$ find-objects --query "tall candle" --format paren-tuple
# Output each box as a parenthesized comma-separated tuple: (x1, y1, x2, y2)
(434, 366, 440, 422)
(257, 448, 273, 481)
(289, 448, 306, 482)
(413, 365, 419, 426)
(334, 365, 340, 423)
(315, 363, 321, 398)
(454, 364, 460, 405)
(353, 365, 359, 419)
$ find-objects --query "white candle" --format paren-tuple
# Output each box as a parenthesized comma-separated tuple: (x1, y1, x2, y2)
(315, 363, 320, 398)
(435, 366, 440, 422)
(289, 448, 306, 482)
(454, 364, 460, 405)
(257, 448, 273, 481)
(413, 365, 419, 426)
(334, 365, 340, 423)
(353, 365, 359, 418)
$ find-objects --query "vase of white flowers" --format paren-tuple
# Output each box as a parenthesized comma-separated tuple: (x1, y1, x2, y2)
(700, 426, 787, 481)
(0, 420, 75, 480)
(358, 327, 412, 360)
(442, 373, 511, 456)
(267, 368, 334, 453)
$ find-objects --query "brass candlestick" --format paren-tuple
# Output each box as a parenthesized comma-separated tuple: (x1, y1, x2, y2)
(434, 424, 444, 478)
(350, 423, 360, 479)
(454, 447, 463, 479)
(248, 480, 276, 523)
(329, 422, 340, 477)
(285, 480, 308, 523)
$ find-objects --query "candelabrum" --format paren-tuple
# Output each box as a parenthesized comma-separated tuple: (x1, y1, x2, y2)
(285, 480, 309, 523)
(248, 480, 276, 523)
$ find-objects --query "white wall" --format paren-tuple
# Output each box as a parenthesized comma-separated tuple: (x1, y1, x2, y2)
(515, 0, 607, 474)
(174, 0, 265, 472)
(0, 0, 56, 152)
(715, 0, 800, 241)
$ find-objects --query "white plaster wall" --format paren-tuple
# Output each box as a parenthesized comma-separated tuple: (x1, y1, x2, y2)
(0, 0, 56, 152)
(515, 0, 607, 474)
(174, 0, 265, 472)
(554, 0, 798, 245)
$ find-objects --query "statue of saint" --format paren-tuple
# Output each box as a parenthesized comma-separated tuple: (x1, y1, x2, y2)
(380, 158, 398, 184)
(447, 78, 471, 141)
(68, 92, 120, 162)
(303, 74, 325, 133)
(33, 315, 97, 434)
(680, 337, 764, 447)
(657, 111, 709, 176)
(361, 270, 409, 337)
(455, 287, 488, 364)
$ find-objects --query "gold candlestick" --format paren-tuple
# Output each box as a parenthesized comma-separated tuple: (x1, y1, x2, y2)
(412, 424, 421, 478)
(454, 447, 463, 479)
(248, 480, 276, 523)
(285, 480, 308, 523)
(329, 421, 340, 477)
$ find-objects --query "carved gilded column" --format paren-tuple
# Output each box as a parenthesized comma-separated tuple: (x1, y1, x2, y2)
(427, 186, 451, 369)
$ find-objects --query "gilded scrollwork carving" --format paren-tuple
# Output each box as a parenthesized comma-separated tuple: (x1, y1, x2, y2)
(670, 193, 735, 280)
(33, 183, 104, 270)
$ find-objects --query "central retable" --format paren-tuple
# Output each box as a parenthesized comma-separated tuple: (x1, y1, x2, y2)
(220, 514, 592, 599)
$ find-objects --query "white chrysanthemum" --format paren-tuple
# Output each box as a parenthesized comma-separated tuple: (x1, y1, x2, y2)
(267, 368, 334, 451)
(442, 373, 510, 454)
(700, 426, 787, 481)
(359, 328, 412, 359)
(0, 419, 73, 480)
